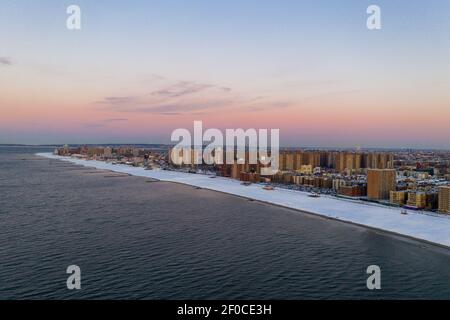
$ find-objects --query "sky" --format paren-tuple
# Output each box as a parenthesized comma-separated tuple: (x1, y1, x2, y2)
(0, 0, 449, 148)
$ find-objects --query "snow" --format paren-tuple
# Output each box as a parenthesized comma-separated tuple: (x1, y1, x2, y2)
(37, 153, 450, 249)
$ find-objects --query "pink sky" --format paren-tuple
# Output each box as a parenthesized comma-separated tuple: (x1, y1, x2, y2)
(1, 1, 449, 148)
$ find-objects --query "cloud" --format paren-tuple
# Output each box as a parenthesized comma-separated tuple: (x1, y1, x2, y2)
(100, 96, 137, 105)
(148, 74, 166, 81)
(94, 77, 254, 116)
(82, 118, 129, 127)
(96, 80, 230, 109)
(155, 112, 181, 116)
(151, 81, 214, 98)
(105, 118, 128, 122)
(129, 99, 232, 115)
(0, 57, 13, 66)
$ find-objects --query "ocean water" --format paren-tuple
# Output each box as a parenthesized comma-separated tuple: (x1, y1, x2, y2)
(1, 146, 450, 299)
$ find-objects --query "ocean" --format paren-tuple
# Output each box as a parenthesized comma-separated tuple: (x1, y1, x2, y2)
(1, 146, 450, 299)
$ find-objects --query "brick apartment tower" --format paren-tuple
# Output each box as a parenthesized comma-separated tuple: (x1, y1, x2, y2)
(438, 186, 450, 214)
(367, 169, 396, 200)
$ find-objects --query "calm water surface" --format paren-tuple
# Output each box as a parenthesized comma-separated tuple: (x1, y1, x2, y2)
(1, 146, 450, 299)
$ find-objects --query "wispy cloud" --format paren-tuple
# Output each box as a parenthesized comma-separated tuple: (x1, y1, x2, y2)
(151, 81, 213, 98)
(99, 96, 138, 105)
(0, 57, 13, 66)
(105, 118, 128, 122)
(95, 77, 238, 115)
(124, 99, 233, 115)
(95, 77, 294, 116)
(151, 80, 233, 98)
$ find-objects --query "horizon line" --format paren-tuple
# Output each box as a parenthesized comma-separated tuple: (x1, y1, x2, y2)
(2, 143, 450, 152)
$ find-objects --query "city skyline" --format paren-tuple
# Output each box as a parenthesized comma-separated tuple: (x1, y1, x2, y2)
(1, 0, 450, 148)
(50, 144, 450, 220)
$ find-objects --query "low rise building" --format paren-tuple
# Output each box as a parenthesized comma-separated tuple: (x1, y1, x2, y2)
(338, 185, 366, 198)
(390, 190, 407, 206)
(407, 192, 427, 209)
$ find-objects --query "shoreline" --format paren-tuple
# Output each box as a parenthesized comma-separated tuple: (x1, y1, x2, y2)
(37, 152, 450, 251)
(170, 180, 450, 253)
(173, 179, 450, 252)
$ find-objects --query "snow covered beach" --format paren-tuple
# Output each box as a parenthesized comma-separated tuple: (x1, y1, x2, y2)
(37, 152, 450, 249)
